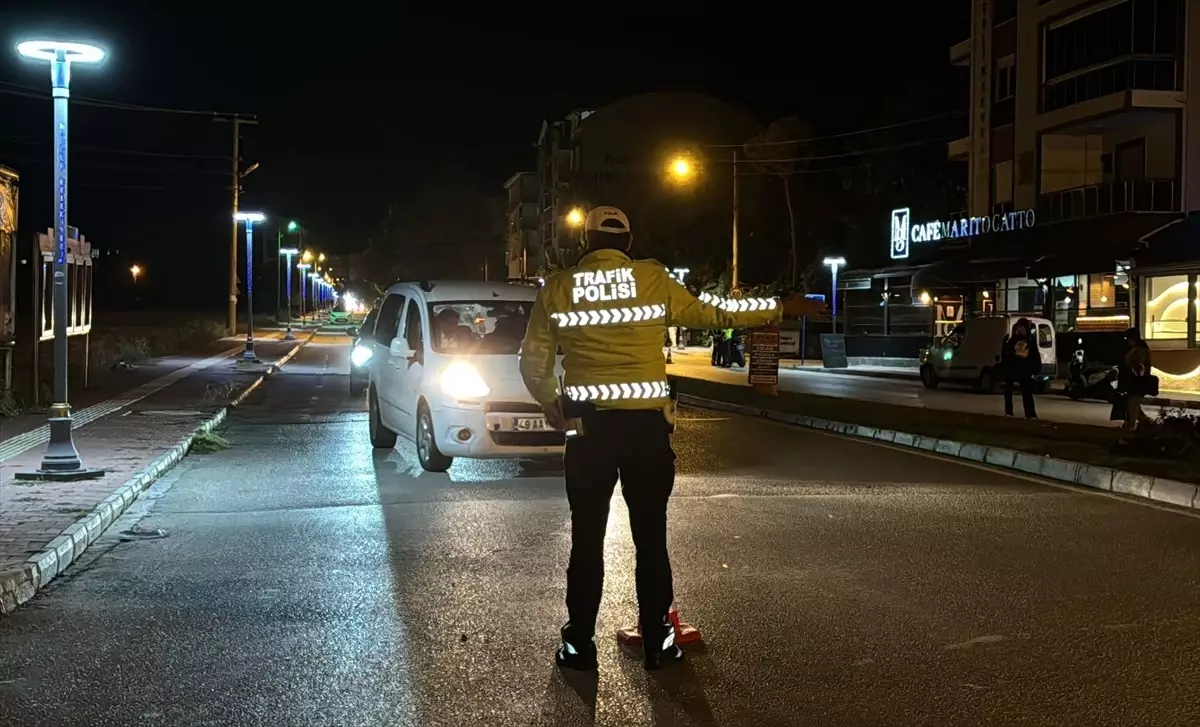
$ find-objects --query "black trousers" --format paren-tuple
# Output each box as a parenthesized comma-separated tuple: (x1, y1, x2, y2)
(1004, 377, 1037, 418)
(563, 409, 676, 639)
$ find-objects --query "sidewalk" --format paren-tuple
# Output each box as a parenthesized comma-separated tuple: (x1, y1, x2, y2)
(0, 334, 309, 614)
(673, 346, 1200, 410)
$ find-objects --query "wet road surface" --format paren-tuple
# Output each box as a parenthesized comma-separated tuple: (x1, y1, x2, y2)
(1, 339, 1198, 726)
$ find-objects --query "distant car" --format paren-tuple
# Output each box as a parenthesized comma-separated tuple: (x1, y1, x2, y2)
(349, 308, 377, 395)
(329, 309, 351, 325)
(361, 280, 564, 472)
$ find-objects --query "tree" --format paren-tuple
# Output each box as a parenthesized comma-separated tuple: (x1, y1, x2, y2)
(744, 117, 812, 289)
(362, 165, 506, 289)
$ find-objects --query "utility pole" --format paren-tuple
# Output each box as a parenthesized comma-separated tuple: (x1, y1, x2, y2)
(731, 148, 740, 294)
(214, 114, 259, 335)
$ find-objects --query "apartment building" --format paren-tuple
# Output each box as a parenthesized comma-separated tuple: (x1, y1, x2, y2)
(503, 92, 759, 276)
(503, 172, 539, 280)
(840, 0, 1200, 383)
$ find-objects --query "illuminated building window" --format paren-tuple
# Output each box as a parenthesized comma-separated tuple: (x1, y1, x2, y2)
(1142, 274, 1191, 341)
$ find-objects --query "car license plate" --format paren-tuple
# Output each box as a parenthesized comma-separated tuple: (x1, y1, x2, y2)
(513, 416, 549, 432)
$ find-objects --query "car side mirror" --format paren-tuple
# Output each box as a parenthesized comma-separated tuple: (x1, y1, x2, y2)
(390, 337, 416, 360)
(346, 327, 358, 339)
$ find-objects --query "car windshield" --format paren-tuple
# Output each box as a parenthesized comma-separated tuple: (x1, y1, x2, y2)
(428, 300, 531, 355)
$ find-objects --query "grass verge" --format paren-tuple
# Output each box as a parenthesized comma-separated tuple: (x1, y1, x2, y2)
(673, 376, 1200, 484)
(191, 430, 232, 454)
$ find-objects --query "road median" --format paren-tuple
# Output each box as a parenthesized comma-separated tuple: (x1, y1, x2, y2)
(0, 331, 316, 615)
(673, 375, 1200, 511)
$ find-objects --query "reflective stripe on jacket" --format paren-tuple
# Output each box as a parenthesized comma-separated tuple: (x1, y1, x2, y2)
(519, 249, 781, 410)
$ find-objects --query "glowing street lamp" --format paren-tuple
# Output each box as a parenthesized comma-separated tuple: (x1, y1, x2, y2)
(565, 207, 585, 227)
(279, 246, 299, 340)
(235, 211, 266, 362)
(277, 220, 302, 331)
(130, 264, 142, 283)
(824, 256, 847, 334)
(666, 154, 697, 184)
(15, 39, 106, 481)
(296, 261, 312, 320)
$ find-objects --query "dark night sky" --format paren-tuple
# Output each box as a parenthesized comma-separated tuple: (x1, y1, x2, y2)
(0, 3, 967, 309)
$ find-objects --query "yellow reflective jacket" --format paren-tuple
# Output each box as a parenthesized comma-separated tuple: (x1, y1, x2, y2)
(520, 249, 781, 410)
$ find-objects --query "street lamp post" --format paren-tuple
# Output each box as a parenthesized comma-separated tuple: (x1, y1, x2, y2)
(279, 246, 298, 340)
(297, 262, 311, 319)
(15, 39, 105, 480)
(130, 264, 141, 284)
(666, 151, 744, 293)
(235, 211, 265, 362)
(823, 256, 846, 334)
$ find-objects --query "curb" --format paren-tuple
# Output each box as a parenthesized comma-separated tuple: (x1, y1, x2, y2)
(678, 393, 1200, 513)
(0, 332, 316, 615)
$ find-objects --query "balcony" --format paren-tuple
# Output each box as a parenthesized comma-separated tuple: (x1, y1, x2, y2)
(507, 202, 538, 232)
(948, 136, 970, 162)
(1038, 180, 1178, 224)
(950, 38, 971, 67)
(1042, 58, 1179, 115)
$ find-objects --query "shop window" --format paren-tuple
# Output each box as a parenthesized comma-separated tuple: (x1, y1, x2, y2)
(888, 304, 933, 337)
(845, 284, 886, 336)
(1088, 273, 1128, 309)
(1143, 274, 1189, 340)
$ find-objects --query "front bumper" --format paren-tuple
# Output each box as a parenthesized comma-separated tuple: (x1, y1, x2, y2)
(432, 401, 564, 459)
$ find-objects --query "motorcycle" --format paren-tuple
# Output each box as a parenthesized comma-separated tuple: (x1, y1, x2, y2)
(1066, 349, 1117, 401)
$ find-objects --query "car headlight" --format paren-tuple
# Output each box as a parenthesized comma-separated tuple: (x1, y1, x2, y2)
(441, 361, 490, 399)
(350, 344, 373, 368)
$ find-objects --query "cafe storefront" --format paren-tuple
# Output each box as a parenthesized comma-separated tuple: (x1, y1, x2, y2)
(837, 207, 1182, 368)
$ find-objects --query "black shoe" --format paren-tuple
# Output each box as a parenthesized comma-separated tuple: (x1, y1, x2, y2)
(642, 617, 685, 671)
(556, 623, 598, 671)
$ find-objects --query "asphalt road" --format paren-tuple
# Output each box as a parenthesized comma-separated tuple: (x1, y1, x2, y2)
(1, 339, 1199, 726)
(667, 349, 1154, 427)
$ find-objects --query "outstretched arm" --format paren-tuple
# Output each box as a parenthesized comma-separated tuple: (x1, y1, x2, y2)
(665, 277, 781, 330)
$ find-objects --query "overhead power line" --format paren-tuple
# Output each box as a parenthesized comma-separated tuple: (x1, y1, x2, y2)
(711, 111, 967, 149)
(727, 135, 959, 165)
(0, 81, 254, 119)
(0, 134, 228, 160)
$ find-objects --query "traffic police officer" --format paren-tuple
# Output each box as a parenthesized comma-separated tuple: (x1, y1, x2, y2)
(520, 205, 812, 670)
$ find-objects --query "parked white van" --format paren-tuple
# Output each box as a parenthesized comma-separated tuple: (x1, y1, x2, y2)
(919, 315, 1057, 393)
(357, 280, 564, 471)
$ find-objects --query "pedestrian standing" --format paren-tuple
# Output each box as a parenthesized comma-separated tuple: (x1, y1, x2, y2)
(711, 329, 725, 367)
(1120, 327, 1153, 432)
(1002, 318, 1038, 419)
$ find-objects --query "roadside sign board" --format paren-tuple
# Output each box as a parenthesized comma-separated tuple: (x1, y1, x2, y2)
(779, 329, 800, 356)
(820, 333, 848, 368)
(748, 328, 780, 386)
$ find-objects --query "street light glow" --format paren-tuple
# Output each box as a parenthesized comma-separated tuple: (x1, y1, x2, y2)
(287, 220, 299, 233)
(17, 40, 105, 64)
(565, 207, 585, 227)
(279, 247, 299, 255)
(823, 256, 847, 267)
(234, 211, 265, 222)
(670, 156, 693, 178)
(130, 264, 142, 282)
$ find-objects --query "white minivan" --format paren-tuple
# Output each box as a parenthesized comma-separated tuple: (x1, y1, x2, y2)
(357, 280, 564, 471)
(919, 315, 1057, 393)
